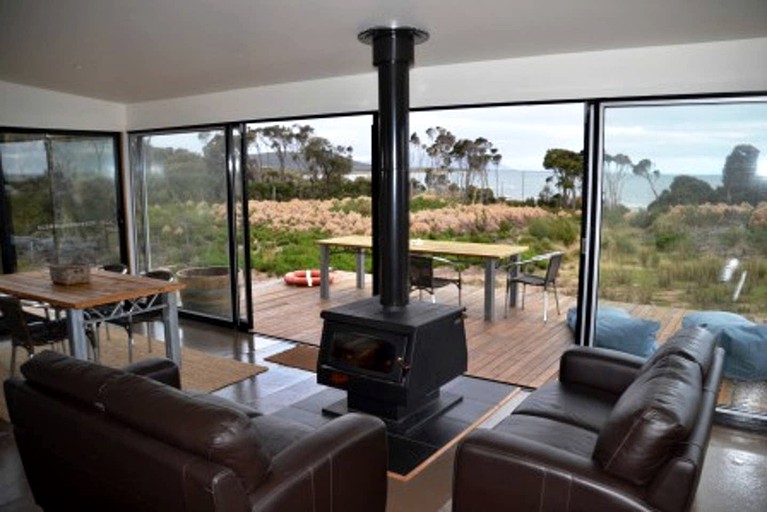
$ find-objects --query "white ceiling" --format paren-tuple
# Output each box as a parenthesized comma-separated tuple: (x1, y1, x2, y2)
(1, 0, 766, 104)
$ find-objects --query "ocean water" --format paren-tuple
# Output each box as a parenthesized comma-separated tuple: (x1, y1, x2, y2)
(409, 169, 723, 209)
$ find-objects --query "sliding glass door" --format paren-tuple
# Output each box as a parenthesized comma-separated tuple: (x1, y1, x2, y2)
(595, 98, 767, 421)
(244, 115, 374, 334)
(0, 131, 122, 273)
(131, 128, 236, 321)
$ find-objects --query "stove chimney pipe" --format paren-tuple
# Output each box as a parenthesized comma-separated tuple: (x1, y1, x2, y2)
(359, 26, 429, 311)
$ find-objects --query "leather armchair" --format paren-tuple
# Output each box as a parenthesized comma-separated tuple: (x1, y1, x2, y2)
(453, 327, 724, 512)
(4, 350, 387, 512)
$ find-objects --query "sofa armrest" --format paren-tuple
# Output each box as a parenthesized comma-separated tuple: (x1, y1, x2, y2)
(559, 347, 644, 396)
(121, 358, 180, 389)
(248, 413, 387, 512)
(453, 430, 646, 512)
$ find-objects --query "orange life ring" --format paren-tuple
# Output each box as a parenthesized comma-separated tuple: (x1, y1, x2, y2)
(283, 269, 333, 287)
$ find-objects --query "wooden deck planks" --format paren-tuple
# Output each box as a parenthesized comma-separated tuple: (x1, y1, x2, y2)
(250, 271, 694, 388)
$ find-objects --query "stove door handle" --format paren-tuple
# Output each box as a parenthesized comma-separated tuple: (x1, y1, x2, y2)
(396, 356, 410, 373)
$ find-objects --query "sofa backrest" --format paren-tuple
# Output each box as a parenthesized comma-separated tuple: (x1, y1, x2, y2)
(101, 372, 272, 492)
(593, 353, 702, 485)
(641, 326, 716, 378)
(593, 327, 723, 511)
(5, 351, 269, 511)
(19, 349, 122, 405)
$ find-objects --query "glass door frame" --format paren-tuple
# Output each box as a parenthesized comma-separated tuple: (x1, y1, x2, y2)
(577, 92, 767, 427)
(128, 123, 250, 330)
(0, 126, 127, 274)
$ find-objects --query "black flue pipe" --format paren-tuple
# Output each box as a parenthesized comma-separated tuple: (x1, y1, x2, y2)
(359, 27, 429, 311)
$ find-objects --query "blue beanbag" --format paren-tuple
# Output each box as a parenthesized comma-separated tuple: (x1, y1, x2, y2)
(567, 307, 660, 358)
(715, 325, 767, 381)
(681, 311, 755, 334)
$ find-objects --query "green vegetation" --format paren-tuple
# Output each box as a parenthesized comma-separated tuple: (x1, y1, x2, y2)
(135, 125, 765, 319)
(600, 203, 766, 316)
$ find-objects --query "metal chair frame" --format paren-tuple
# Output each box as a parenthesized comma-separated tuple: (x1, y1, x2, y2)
(409, 254, 463, 305)
(504, 251, 563, 322)
(0, 296, 68, 377)
(107, 270, 174, 362)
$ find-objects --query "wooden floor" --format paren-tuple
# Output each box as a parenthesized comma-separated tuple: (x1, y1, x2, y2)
(251, 271, 691, 388)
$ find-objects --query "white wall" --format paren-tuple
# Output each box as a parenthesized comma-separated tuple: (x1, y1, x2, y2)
(0, 80, 125, 131)
(127, 38, 767, 130)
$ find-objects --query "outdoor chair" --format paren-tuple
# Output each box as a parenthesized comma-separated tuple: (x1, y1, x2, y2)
(83, 263, 130, 362)
(108, 269, 174, 362)
(101, 263, 128, 274)
(0, 295, 68, 376)
(504, 251, 563, 322)
(409, 254, 463, 305)
(99, 263, 129, 339)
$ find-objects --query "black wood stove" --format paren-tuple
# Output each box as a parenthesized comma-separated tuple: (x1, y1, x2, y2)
(317, 27, 468, 431)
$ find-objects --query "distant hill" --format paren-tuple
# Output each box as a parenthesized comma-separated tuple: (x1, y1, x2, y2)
(248, 152, 372, 173)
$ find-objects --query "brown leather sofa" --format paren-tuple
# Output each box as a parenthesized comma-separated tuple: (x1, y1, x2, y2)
(453, 327, 724, 512)
(4, 350, 387, 512)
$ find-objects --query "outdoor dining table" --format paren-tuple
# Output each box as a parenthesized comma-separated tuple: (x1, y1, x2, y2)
(0, 269, 185, 364)
(317, 235, 528, 322)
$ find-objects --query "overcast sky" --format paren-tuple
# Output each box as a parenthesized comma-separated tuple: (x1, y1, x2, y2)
(159, 99, 767, 177)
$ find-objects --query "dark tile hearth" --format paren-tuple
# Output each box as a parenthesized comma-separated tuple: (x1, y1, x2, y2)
(271, 376, 516, 477)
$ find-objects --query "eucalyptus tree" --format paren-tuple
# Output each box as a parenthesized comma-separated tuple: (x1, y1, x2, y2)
(302, 136, 353, 197)
(451, 137, 502, 203)
(632, 158, 662, 200)
(721, 143, 761, 204)
(603, 152, 633, 209)
(543, 148, 583, 208)
(250, 124, 315, 180)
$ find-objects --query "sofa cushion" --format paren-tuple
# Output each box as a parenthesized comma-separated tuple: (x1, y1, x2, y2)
(512, 381, 617, 433)
(717, 324, 767, 381)
(184, 391, 262, 417)
(494, 414, 599, 459)
(250, 415, 315, 457)
(20, 350, 121, 406)
(641, 326, 716, 378)
(593, 354, 702, 486)
(567, 306, 660, 357)
(101, 372, 272, 493)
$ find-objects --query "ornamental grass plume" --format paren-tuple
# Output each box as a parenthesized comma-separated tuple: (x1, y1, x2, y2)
(410, 203, 550, 235)
(236, 199, 551, 237)
(749, 202, 767, 229)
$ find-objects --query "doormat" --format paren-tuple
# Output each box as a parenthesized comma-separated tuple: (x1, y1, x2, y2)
(265, 344, 318, 372)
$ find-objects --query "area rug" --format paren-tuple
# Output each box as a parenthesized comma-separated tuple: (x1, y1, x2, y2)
(265, 344, 319, 372)
(0, 329, 267, 422)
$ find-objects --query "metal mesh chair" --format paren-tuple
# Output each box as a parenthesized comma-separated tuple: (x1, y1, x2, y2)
(505, 251, 563, 322)
(108, 270, 174, 362)
(409, 254, 463, 305)
(0, 295, 68, 377)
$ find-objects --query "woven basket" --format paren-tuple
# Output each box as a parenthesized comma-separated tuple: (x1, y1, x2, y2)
(49, 264, 91, 285)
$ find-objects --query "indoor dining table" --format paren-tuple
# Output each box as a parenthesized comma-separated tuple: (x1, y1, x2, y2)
(317, 235, 528, 321)
(0, 269, 184, 364)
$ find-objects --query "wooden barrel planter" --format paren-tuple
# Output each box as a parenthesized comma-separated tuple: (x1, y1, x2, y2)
(176, 266, 230, 317)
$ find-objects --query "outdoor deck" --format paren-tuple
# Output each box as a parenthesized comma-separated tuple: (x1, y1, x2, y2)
(251, 270, 689, 388)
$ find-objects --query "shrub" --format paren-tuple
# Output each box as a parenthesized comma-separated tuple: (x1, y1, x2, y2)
(654, 229, 688, 251)
(527, 216, 579, 245)
(410, 195, 450, 212)
(602, 205, 629, 227)
(626, 208, 657, 229)
(330, 197, 371, 216)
